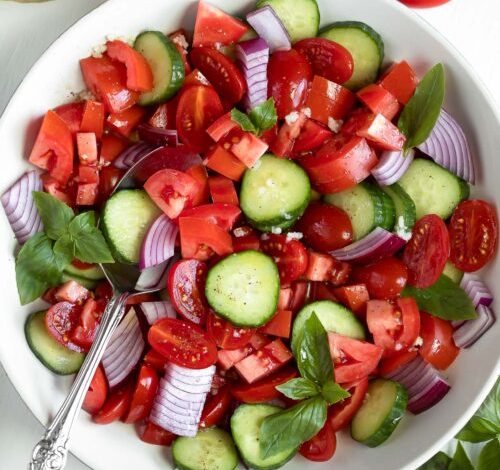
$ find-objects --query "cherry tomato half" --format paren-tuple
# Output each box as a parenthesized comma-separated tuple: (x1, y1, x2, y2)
(92, 380, 134, 424)
(329, 377, 368, 431)
(122, 364, 159, 424)
(403, 214, 450, 288)
(148, 318, 217, 369)
(299, 421, 337, 462)
(449, 200, 498, 272)
(139, 419, 176, 446)
(199, 386, 233, 429)
(82, 366, 108, 415)
(379, 350, 418, 376)
(419, 313, 459, 370)
(207, 311, 255, 350)
(399, 0, 451, 7)
(45, 302, 84, 352)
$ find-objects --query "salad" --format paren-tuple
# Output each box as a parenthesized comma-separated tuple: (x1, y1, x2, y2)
(2, 0, 498, 468)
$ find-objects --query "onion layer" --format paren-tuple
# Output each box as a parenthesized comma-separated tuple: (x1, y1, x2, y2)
(137, 124, 178, 147)
(460, 273, 493, 308)
(246, 6, 291, 53)
(114, 142, 156, 170)
(453, 304, 495, 349)
(371, 149, 415, 186)
(140, 214, 178, 269)
(141, 301, 176, 325)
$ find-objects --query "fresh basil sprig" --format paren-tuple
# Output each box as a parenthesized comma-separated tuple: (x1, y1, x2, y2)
(15, 192, 114, 304)
(449, 442, 474, 470)
(231, 98, 277, 137)
(398, 63, 445, 151)
(259, 313, 349, 459)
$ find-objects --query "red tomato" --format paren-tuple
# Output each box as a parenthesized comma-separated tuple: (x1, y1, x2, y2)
(93, 381, 134, 424)
(399, 0, 451, 7)
(167, 259, 209, 325)
(122, 365, 159, 424)
(71, 259, 95, 270)
(208, 176, 239, 205)
(304, 252, 351, 286)
(45, 302, 84, 352)
(308, 282, 339, 303)
(76, 132, 98, 165)
(185, 164, 210, 206)
(419, 313, 459, 370)
(205, 145, 247, 181)
(379, 350, 418, 376)
(299, 420, 337, 462)
(232, 233, 261, 253)
(53, 102, 84, 134)
(357, 84, 401, 121)
(76, 183, 99, 206)
(199, 386, 233, 429)
(82, 366, 108, 415)
(70, 298, 101, 351)
(206, 112, 238, 142)
(190, 48, 246, 105)
(107, 105, 146, 137)
(260, 125, 278, 146)
(379, 61, 419, 105)
(193, 0, 248, 47)
(230, 367, 299, 403)
(40, 174, 72, 205)
(293, 120, 332, 155)
(219, 128, 268, 168)
(149, 100, 178, 129)
(218, 332, 269, 371)
(295, 38, 353, 84)
(449, 200, 498, 272)
(79, 165, 99, 185)
(176, 85, 224, 152)
(261, 234, 308, 285)
(353, 257, 408, 300)
(329, 377, 368, 431)
(127, 293, 157, 306)
(148, 318, 218, 369)
(289, 281, 309, 311)
(403, 214, 450, 288)
(295, 202, 353, 251)
(98, 167, 124, 204)
(333, 284, 370, 316)
(80, 100, 105, 138)
(270, 110, 308, 158)
(207, 311, 255, 350)
(99, 133, 129, 164)
(180, 203, 241, 231)
(260, 310, 293, 339)
(139, 420, 176, 446)
(144, 169, 200, 218)
(95, 280, 113, 301)
(268, 50, 312, 119)
(143, 348, 168, 372)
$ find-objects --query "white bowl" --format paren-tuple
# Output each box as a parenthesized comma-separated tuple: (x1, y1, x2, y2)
(0, 0, 499, 469)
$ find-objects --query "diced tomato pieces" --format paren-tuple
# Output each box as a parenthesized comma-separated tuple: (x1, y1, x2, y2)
(218, 333, 269, 370)
(99, 133, 129, 164)
(289, 281, 309, 311)
(76, 183, 99, 206)
(55, 280, 89, 304)
(260, 125, 278, 146)
(184, 68, 211, 88)
(219, 128, 268, 168)
(329, 377, 368, 431)
(80, 55, 139, 113)
(333, 284, 370, 316)
(205, 145, 247, 181)
(78, 165, 99, 184)
(419, 313, 459, 370)
(53, 102, 84, 134)
(278, 287, 293, 310)
(207, 312, 255, 350)
(169, 29, 192, 76)
(184, 164, 209, 206)
(83, 366, 108, 415)
(149, 100, 178, 129)
(357, 84, 401, 120)
(270, 110, 308, 158)
(80, 100, 105, 138)
(293, 119, 332, 155)
(41, 174, 72, 205)
(304, 252, 352, 286)
(260, 310, 292, 338)
(379, 61, 419, 105)
(206, 112, 239, 142)
(98, 167, 124, 203)
(200, 386, 233, 428)
(180, 203, 241, 231)
(77, 132, 98, 165)
(107, 105, 146, 137)
(139, 420, 176, 446)
(299, 421, 337, 462)
(209, 175, 238, 205)
(71, 298, 101, 351)
(232, 232, 261, 253)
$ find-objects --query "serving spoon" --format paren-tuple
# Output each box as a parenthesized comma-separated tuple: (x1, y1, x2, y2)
(28, 147, 187, 470)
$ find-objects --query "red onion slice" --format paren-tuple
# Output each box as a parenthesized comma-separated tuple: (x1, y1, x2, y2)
(371, 149, 415, 186)
(330, 227, 407, 264)
(102, 307, 144, 388)
(408, 377, 451, 415)
(139, 214, 178, 269)
(168, 363, 217, 378)
(135, 259, 172, 292)
(114, 142, 156, 170)
(460, 273, 493, 308)
(137, 124, 178, 147)
(453, 305, 495, 349)
(141, 301, 176, 325)
(246, 6, 291, 53)
(417, 109, 475, 184)
(236, 38, 269, 62)
(1, 171, 44, 244)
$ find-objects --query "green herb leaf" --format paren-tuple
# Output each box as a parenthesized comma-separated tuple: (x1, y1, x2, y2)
(32, 191, 74, 240)
(402, 275, 476, 321)
(53, 233, 75, 270)
(276, 378, 319, 400)
(260, 396, 327, 459)
(248, 98, 278, 135)
(417, 451, 452, 470)
(321, 380, 350, 405)
(449, 442, 474, 470)
(231, 108, 257, 133)
(477, 437, 500, 470)
(398, 63, 445, 150)
(293, 312, 333, 387)
(15, 233, 62, 304)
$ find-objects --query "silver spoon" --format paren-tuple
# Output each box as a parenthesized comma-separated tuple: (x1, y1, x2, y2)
(29, 147, 181, 470)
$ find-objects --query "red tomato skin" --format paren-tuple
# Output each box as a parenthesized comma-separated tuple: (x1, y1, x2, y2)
(122, 365, 159, 424)
(148, 99, 178, 129)
(80, 100, 105, 139)
(219, 128, 268, 168)
(207, 311, 255, 350)
(333, 284, 370, 316)
(199, 386, 233, 429)
(53, 102, 84, 135)
(208, 176, 239, 205)
(268, 50, 312, 119)
(205, 144, 247, 181)
(185, 163, 210, 207)
(45, 302, 84, 353)
(260, 310, 293, 339)
(353, 257, 408, 300)
(403, 214, 450, 288)
(107, 105, 146, 137)
(396, 297, 421, 349)
(399, 0, 451, 8)
(329, 377, 368, 431)
(143, 348, 168, 372)
(217, 333, 269, 371)
(99, 133, 128, 164)
(379, 350, 418, 376)
(367, 300, 400, 351)
(379, 61, 418, 105)
(300, 421, 337, 462)
(139, 420, 176, 446)
(357, 84, 401, 121)
(82, 366, 108, 415)
(352, 112, 406, 151)
(93, 381, 134, 424)
(270, 110, 308, 158)
(180, 203, 241, 231)
(293, 120, 332, 155)
(304, 252, 351, 286)
(295, 202, 353, 251)
(449, 200, 498, 272)
(419, 313, 459, 370)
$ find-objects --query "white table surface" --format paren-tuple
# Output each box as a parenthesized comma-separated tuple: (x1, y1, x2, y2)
(0, 0, 499, 468)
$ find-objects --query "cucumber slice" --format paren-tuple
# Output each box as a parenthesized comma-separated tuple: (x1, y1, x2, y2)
(256, 0, 320, 43)
(25, 311, 85, 375)
(64, 263, 105, 281)
(292, 300, 365, 352)
(240, 154, 310, 232)
(324, 182, 395, 240)
(61, 272, 98, 290)
(102, 189, 161, 264)
(320, 21, 384, 90)
(443, 261, 463, 283)
(398, 159, 470, 220)
(382, 183, 416, 237)
(134, 31, 185, 105)
(231, 404, 298, 470)
(172, 428, 238, 470)
(351, 379, 408, 447)
(205, 251, 280, 327)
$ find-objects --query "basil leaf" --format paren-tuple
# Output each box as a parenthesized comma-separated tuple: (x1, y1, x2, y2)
(477, 437, 500, 470)
(402, 275, 476, 321)
(15, 233, 62, 304)
(53, 233, 75, 271)
(231, 108, 257, 133)
(449, 442, 474, 470)
(276, 378, 319, 400)
(248, 98, 278, 135)
(32, 191, 74, 240)
(260, 396, 327, 459)
(321, 380, 350, 405)
(294, 312, 333, 387)
(398, 63, 445, 150)
(417, 451, 452, 470)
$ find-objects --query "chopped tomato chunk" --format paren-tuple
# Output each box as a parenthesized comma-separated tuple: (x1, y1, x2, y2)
(218, 333, 269, 370)
(206, 112, 239, 142)
(107, 105, 146, 137)
(293, 119, 332, 155)
(205, 145, 246, 181)
(270, 110, 308, 158)
(260, 310, 293, 338)
(53, 102, 84, 134)
(185, 164, 210, 206)
(76, 183, 99, 206)
(180, 203, 241, 231)
(80, 100, 105, 138)
(219, 128, 268, 168)
(55, 280, 89, 304)
(209, 175, 239, 205)
(357, 84, 401, 120)
(379, 61, 419, 105)
(77, 132, 98, 165)
(99, 133, 129, 164)
(79, 165, 99, 184)
(41, 174, 72, 205)
(419, 313, 459, 370)
(333, 284, 370, 316)
(304, 252, 351, 286)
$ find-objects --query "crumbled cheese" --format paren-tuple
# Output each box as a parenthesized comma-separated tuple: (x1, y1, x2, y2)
(233, 227, 248, 238)
(328, 117, 344, 133)
(286, 232, 303, 241)
(106, 34, 134, 45)
(91, 43, 107, 58)
(72, 89, 96, 101)
(285, 111, 299, 125)
(302, 107, 312, 118)
(271, 227, 282, 234)
(171, 33, 189, 50)
(413, 336, 424, 347)
(395, 216, 413, 241)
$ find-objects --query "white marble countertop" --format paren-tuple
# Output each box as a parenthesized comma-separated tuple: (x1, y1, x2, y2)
(0, 0, 499, 468)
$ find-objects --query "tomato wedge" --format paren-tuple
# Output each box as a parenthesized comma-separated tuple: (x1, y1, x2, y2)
(260, 310, 293, 339)
(333, 284, 370, 316)
(293, 120, 332, 155)
(93, 380, 134, 424)
(70, 298, 102, 351)
(199, 386, 233, 429)
(207, 311, 255, 350)
(167, 259, 209, 325)
(139, 420, 176, 446)
(299, 421, 337, 462)
(208, 176, 239, 206)
(107, 105, 146, 137)
(148, 318, 218, 369)
(378, 61, 419, 105)
(449, 200, 498, 272)
(80, 100, 105, 138)
(403, 214, 450, 288)
(82, 366, 108, 415)
(357, 84, 401, 121)
(379, 350, 418, 376)
(53, 102, 84, 135)
(143, 348, 168, 372)
(122, 364, 159, 424)
(329, 377, 368, 431)
(419, 313, 459, 370)
(180, 203, 241, 231)
(45, 302, 84, 353)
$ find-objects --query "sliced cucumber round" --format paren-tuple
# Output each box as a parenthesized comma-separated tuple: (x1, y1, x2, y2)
(240, 154, 310, 232)
(64, 263, 105, 281)
(102, 189, 161, 264)
(351, 379, 408, 447)
(172, 427, 238, 470)
(25, 311, 85, 375)
(205, 251, 280, 327)
(134, 31, 185, 105)
(231, 404, 298, 470)
(398, 159, 470, 220)
(320, 21, 384, 90)
(292, 300, 366, 352)
(256, 0, 320, 43)
(324, 182, 395, 240)
(382, 183, 416, 237)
